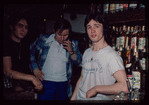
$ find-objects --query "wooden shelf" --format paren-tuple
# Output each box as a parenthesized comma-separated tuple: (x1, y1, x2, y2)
(104, 8, 145, 24)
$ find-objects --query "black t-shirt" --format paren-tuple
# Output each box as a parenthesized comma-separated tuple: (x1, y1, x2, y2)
(3, 37, 31, 74)
(3, 37, 34, 90)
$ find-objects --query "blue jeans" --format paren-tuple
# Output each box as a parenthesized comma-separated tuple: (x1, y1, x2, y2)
(38, 80, 68, 100)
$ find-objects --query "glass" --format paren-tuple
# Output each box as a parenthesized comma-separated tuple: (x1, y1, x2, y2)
(3, 73, 12, 88)
(114, 91, 127, 100)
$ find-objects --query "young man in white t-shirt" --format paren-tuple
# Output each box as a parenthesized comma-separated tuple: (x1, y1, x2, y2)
(71, 14, 128, 100)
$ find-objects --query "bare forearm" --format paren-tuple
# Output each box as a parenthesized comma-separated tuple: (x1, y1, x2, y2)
(95, 82, 128, 95)
(5, 69, 34, 82)
(71, 76, 82, 100)
(86, 82, 128, 98)
(3, 57, 35, 83)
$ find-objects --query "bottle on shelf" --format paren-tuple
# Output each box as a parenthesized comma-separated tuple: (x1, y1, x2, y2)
(139, 46, 147, 91)
(115, 4, 119, 13)
(116, 27, 120, 51)
(118, 45, 125, 60)
(123, 4, 128, 12)
(119, 25, 126, 49)
(101, 3, 145, 15)
(131, 25, 138, 51)
(118, 45, 122, 57)
(119, 4, 123, 12)
(125, 46, 131, 66)
(103, 4, 109, 15)
(125, 49, 133, 92)
(132, 49, 143, 92)
(109, 3, 116, 14)
(138, 26, 146, 51)
(111, 26, 116, 49)
(139, 4, 145, 9)
(137, 26, 142, 49)
(129, 3, 137, 10)
(125, 26, 130, 49)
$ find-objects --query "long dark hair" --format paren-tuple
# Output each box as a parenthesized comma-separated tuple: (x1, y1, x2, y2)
(4, 13, 28, 39)
(84, 14, 111, 45)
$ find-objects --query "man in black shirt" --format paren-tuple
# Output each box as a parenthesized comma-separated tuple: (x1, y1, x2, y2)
(3, 15, 43, 92)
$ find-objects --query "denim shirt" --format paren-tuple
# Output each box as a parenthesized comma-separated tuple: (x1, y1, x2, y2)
(30, 34, 82, 98)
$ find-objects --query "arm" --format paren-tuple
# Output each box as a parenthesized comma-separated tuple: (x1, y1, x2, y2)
(3, 56, 43, 90)
(86, 70, 128, 98)
(29, 34, 44, 72)
(72, 40, 82, 65)
(71, 70, 83, 100)
(30, 35, 45, 81)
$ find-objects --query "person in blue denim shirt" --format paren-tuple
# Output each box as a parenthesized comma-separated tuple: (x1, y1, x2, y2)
(30, 19, 82, 100)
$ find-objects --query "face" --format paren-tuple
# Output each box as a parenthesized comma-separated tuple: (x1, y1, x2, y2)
(54, 29, 69, 44)
(86, 19, 104, 43)
(10, 19, 28, 40)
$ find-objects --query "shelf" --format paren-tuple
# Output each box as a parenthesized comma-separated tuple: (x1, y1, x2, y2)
(104, 8, 145, 24)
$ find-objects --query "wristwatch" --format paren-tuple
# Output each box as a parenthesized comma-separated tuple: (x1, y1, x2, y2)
(69, 51, 75, 55)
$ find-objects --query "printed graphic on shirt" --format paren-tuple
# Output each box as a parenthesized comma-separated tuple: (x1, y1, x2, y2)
(82, 59, 103, 74)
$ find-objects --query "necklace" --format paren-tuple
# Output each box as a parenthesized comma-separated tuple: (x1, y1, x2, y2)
(91, 48, 102, 61)
(90, 42, 108, 61)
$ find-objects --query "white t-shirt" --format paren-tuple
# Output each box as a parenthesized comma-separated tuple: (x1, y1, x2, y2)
(75, 46, 125, 100)
(42, 35, 67, 82)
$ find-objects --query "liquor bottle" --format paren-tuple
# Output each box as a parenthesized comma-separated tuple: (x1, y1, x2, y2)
(123, 4, 128, 12)
(141, 26, 146, 49)
(137, 26, 142, 47)
(130, 26, 134, 36)
(139, 48, 147, 71)
(119, 4, 123, 12)
(131, 25, 138, 51)
(103, 4, 109, 15)
(119, 25, 126, 49)
(118, 45, 125, 60)
(115, 4, 119, 13)
(139, 48, 146, 91)
(125, 46, 131, 66)
(129, 3, 137, 10)
(129, 26, 134, 61)
(138, 26, 146, 51)
(139, 4, 145, 9)
(111, 26, 116, 48)
(125, 50, 132, 91)
(118, 45, 122, 56)
(109, 3, 115, 14)
(97, 4, 103, 14)
(125, 26, 130, 50)
(116, 27, 120, 51)
(132, 50, 143, 91)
